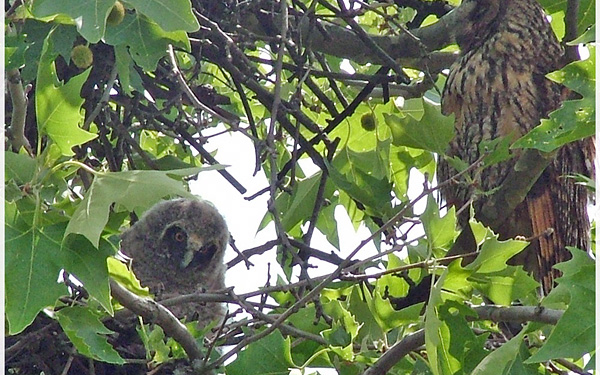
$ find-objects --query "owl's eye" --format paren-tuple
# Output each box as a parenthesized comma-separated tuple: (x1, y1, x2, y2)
(163, 225, 188, 265)
(174, 231, 186, 242)
(165, 225, 187, 243)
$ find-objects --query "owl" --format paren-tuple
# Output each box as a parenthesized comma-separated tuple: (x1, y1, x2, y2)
(437, 0, 594, 293)
(120, 198, 229, 327)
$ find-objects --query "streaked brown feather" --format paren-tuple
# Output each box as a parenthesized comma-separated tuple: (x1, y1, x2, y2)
(438, 0, 594, 294)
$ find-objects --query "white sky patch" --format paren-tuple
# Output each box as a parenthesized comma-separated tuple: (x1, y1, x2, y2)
(340, 58, 356, 74)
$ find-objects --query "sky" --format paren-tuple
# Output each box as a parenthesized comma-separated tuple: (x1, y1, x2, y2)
(188, 127, 393, 293)
(189, 122, 432, 297)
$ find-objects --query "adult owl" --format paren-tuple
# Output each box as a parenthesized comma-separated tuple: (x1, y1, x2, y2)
(437, 0, 594, 294)
(120, 198, 229, 327)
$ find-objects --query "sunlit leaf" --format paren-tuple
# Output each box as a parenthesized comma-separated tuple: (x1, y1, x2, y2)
(36, 32, 97, 156)
(127, 0, 200, 32)
(421, 195, 459, 252)
(32, 0, 114, 43)
(65, 167, 218, 247)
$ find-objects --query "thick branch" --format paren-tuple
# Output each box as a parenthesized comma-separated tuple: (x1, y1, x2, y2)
(479, 149, 554, 229)
(7, 69, 31, 153)
(109, 279, 206, 366)
(471, 305, 563, 325)
(242, 1, 475, 64)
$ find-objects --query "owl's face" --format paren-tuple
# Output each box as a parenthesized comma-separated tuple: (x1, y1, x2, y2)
(120, 199, 229, 292)
(158, 214, 224, 271)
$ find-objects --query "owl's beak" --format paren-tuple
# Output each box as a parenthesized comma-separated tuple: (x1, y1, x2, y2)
(180, 234, 204, 269)
(180, 249, 195, 269)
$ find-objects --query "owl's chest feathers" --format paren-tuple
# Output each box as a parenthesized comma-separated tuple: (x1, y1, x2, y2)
(134, 256, 225, 296)
(443, 34, 547, 162)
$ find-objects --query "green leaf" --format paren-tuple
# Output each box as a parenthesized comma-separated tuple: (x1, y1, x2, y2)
(50, 24, 78, 64)
(370, 288, 421, 331)
(286, 306, 332, 367)
(472, 266, 539, 306)
(6, 206, 67, 334)
(279, 173, 323, 231)
(390, 146, 432, 199)
(438, 301, 488, 374)
(329, 151, 393, 217)
(479, 135, 514, 167)
(5, 32, 28, 70)
(31, 0, 115, 43)
(35, 33, 97, 156)
(421, 195, 459, 251)
(56, 306, 125, 364)
(322, 298, 360, 343)
(226, 330, 295, 375)
(385, 98, 454, 155)
(347, 285, 385, 341)
(137, 324, 172, 363)
(127, 0, 200, 32)
(62, 234, 114, 314)
(513, 47, 595, 152)
(471, 330, 526, 375)
(65, 167, 214, 247)
(465, 235, 528, 274)
(526, 248, 595, 363)
(18, 20, 54, 82)
(539, 0, 595, 35)
(315, 195, 340, 249)
(425, 271, 453, 375)
(107, 257, 151, 297)
(5, 152, 37, 184)
(568, 24, 595, 44)
(104, 12, 190, 70)
(375, 253, 409, 297)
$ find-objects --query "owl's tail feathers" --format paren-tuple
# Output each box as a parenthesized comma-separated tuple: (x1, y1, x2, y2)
(526, 185, 568, 295)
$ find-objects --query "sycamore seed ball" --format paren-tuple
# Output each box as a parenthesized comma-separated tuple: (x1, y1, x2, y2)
(71, 45, 93, 69)
(107, 1, 125, 26)
(360, 113, 377, 131)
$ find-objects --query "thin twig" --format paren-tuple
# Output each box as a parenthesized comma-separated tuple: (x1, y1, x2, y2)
(167, 45, 239, 127)
(83, 64, 119, 130)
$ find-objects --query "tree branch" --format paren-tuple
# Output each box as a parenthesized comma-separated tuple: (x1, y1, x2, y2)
(7, 68, 31, 153)
(479, 149, 554, 229)
(563, 0, 580, 63)
(241, 1, 475, 65)
(471, 305, 563, 325)
(108, 279, 206, 367)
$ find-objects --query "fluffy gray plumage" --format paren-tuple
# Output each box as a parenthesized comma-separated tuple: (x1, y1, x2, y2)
(120, 198, 228, 327)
